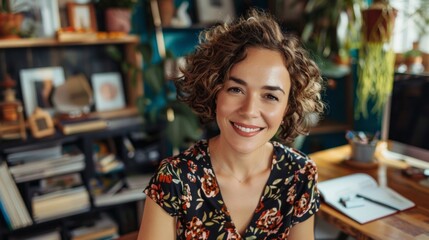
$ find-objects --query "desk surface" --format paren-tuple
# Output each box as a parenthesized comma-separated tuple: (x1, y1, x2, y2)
(309, 144, 429, 240)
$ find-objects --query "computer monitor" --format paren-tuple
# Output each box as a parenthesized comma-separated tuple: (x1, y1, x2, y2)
(381, 73, 429, 169)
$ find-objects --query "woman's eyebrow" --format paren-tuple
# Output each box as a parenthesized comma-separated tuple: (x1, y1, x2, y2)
(229, 76, 285, 94)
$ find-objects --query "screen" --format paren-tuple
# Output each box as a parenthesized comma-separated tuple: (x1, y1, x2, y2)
(382, 73, 429, 169)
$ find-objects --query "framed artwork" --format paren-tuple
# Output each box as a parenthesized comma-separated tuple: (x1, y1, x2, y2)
(195, 0, 236, 24)
(91, 72, 126, 112)
(20, 67, 66, 117)
(66, 2, 97, 31)
(11, 0, 61, 37)
(28, 107, 55, 138)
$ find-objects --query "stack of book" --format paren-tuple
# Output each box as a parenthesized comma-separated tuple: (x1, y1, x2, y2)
(57, 117, 108, 135)
(0, 162, 33, 230)
(32, 186, 90, 223)
(6, 144, 62, 164)
(70, 213, 119, 240)
(8, 146, 85, 183)
(94, 154, 124, 174)
(92, 174, 151, 207)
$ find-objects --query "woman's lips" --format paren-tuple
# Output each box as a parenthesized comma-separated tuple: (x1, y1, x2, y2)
(231, 122, 264, 136)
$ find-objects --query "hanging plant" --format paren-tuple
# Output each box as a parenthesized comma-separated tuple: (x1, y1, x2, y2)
(356, 0, 397, 119)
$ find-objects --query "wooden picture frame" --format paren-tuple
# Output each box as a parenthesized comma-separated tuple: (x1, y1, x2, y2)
(28, 107, 55, 138)
(66, 2, 97, 31)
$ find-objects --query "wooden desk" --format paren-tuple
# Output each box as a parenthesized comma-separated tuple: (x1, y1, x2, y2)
(309, 145, 429, 240)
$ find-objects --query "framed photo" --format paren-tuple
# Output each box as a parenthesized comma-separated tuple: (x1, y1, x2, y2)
(195, 0, 236, 24)
(20, 67, 66, 117)
(66, 2, 97, 31)
(11, 0, 61, 37)
(91, 72, 126, 112)
(28, 107, 55, 138)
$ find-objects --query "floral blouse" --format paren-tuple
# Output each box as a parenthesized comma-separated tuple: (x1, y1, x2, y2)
(144, 140, 320, 240)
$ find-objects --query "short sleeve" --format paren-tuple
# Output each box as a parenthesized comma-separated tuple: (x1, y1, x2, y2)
(143, 158, 184, 216)
(291, 157, 320, 225)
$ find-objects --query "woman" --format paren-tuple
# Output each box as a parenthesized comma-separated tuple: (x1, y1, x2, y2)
(138, 9, 324, 239)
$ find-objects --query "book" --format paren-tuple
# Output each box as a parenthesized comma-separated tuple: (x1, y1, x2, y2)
(32, 186, 90, 222)
(57, 117, 108, 135)
(9, 147, 85, 183)
(0, 162, 32, 230)
(92, 174, 151, 207)
(318, 173, 415, 224)
(70, 213, 118, 240)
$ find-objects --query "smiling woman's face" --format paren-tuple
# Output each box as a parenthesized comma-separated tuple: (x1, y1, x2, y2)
(215, 47, 291, 154)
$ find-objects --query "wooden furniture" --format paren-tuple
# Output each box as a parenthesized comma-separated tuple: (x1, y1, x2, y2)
(0, 36, 159, 239)
(309, 144, 429, 240)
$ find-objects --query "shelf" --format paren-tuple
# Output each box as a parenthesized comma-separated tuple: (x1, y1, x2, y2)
(311, 120, 351, 135)
(0, 35, 139, 49)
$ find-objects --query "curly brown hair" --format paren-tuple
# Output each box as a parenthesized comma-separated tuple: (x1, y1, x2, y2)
(175, 9, 324, 143)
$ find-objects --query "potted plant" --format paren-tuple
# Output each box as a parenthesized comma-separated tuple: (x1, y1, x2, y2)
(356, 0, 397, 119)
(0, 0, 23, 39)
(93, 0, 138, 33)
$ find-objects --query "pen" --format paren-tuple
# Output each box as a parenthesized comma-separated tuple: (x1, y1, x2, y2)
(356, 194, 401, 211)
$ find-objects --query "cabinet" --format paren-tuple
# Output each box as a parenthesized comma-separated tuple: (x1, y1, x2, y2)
(0, 37, 162, 240)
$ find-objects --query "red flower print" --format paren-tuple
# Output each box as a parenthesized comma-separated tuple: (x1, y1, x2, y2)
(185, 216, 210, 240)
(146, 184, 165, 206)
(188, 160, 198, 173)
(200, 168, 219, 198)
(255, 208, 283, 235)
(226, 227, 241, 240)
(294, 192, 311, 217)
(286, 185, 296, 204)
(158, 173, 172, 183)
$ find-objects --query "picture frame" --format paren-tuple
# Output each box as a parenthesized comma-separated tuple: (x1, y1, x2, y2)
(195, 0, 236, 24)
(66, 2, 97, 31)
(11, 0, 61, 38)
(19, 66, 66, 117)
(91, 72, 126, 112)
(28, 107, 55, 138)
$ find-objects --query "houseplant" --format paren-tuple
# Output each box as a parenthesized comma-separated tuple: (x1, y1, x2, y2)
(92, 0, 138, 33)
(106, 0, 202, 153)
(0, 0, 23, 39)
(356, 0, 397, 119)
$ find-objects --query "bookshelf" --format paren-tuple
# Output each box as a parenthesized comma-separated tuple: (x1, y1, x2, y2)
(0, 36, 162, 239)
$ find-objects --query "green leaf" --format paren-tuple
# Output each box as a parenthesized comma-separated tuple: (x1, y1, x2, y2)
(144, 64, 164, 93)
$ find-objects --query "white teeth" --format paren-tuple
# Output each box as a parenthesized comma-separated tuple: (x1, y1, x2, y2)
(234, 123, 260, 133)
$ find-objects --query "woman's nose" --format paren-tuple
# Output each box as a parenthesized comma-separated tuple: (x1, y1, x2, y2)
(239, 95, 259, 118)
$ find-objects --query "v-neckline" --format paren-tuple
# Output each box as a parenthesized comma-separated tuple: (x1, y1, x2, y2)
(206, 142, 276, 238)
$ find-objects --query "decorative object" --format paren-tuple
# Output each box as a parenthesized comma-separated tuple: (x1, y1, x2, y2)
(195, 0, 235, 24)
(11, 0, 61, 38)
(0, 74, 26, 140)
(356, 0, 397, 119)
(0, 0, 24, 39)
(28, 107, 55, 138)
(404, 42, 424, 73)
(66, 2, 97, 31)
(19, 66, 66, 117)
(91, 72, 126, 112)
(93, 0, 138, 32)
(52, 74, 94, 119)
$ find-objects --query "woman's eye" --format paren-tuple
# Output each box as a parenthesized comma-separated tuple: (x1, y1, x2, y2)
(265, 94, 279, 101)
(227, 87, 242, 94)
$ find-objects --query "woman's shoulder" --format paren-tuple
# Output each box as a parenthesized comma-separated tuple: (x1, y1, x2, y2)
(158, 139, 209, 170)
(271, 141, 316, 168)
